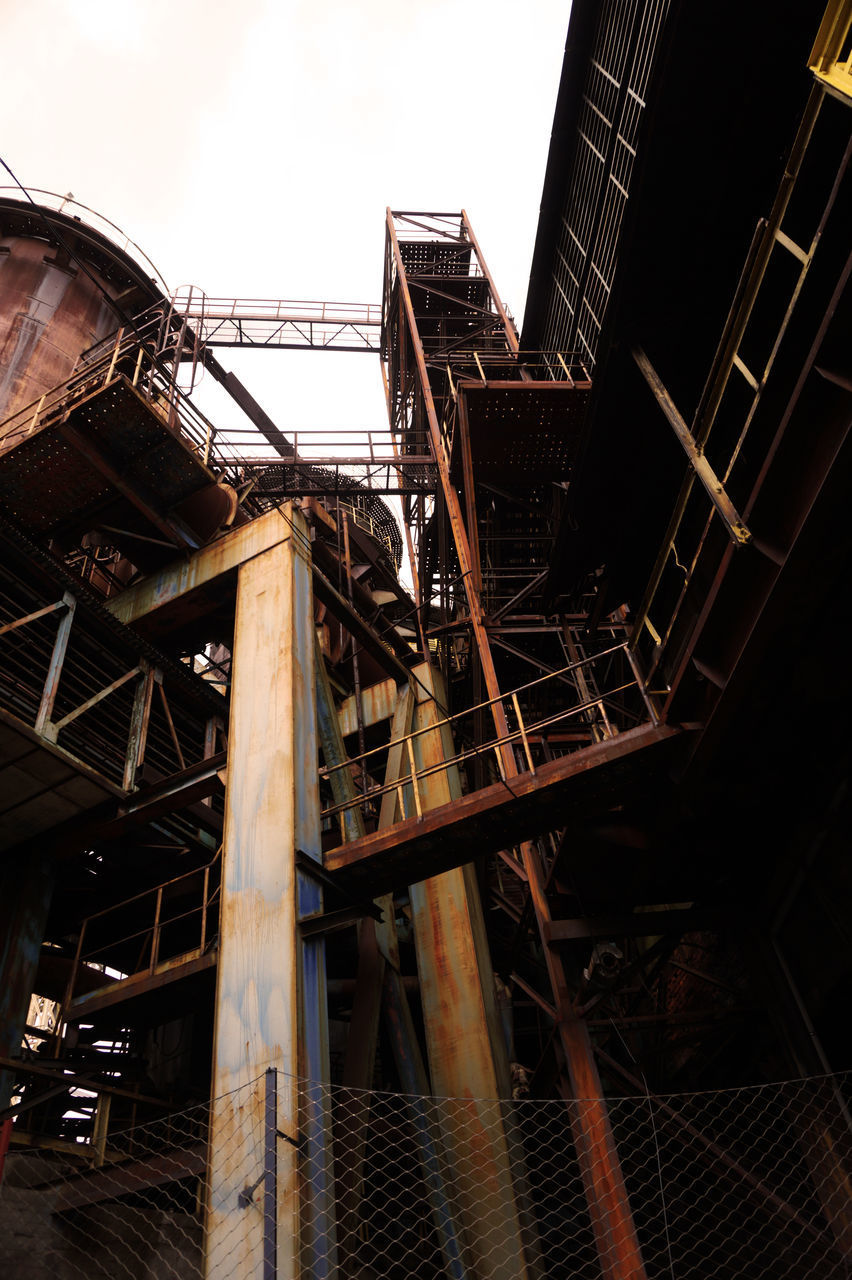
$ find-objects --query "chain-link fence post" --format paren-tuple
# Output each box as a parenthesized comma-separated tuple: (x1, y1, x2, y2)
(264, 1066, 277, 1280)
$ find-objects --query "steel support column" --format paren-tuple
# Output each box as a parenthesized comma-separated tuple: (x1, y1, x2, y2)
(205, 505, 330, 1280)
(402, 662, 537, 1280)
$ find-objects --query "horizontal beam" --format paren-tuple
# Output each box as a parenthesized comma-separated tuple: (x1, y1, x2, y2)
(544, 906, 724, 944)
(108, 511, 414, 683)
(0, 1054, 170, 1111)
(337, 677, 398, 737)
(101, 750, 227, 836)
(65, 950, 217, 1020)
(55, 1142, 207, 1210)
(106, 507, 290, 629)
(313, 564, 412, 684)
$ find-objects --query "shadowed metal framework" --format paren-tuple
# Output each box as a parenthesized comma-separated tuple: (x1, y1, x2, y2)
(1, 1, 852, 1277)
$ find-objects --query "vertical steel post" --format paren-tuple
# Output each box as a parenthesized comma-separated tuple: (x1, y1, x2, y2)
(34, 593, 75, 737)
(402, 663, 537, 1280)
(206, 504, 327, 1280)
(92, 1092, 112, 1168)
(123, 662, 155, 791)
(263, 1067, 277, 1280)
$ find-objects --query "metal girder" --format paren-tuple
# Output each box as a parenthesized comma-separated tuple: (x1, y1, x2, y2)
(178, 297, 382, 352)
(632, 347, 752, 546)
(545, 906, 722, 944)
(206, 506, 331, 1279)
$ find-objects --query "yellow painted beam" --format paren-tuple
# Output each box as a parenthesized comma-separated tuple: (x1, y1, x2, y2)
(336, 676, 397, 739)
(809, 0, 852, 100)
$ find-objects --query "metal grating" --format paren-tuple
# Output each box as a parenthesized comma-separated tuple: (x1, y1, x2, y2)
(540, 0, 671, 369)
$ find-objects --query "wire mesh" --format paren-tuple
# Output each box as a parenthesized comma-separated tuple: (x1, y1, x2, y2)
(1, 1069, 850, 1279)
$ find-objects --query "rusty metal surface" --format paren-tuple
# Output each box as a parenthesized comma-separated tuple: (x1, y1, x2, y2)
(107, 508, 289, 633)
(453, 381, 591, 483)
(391, 664, 537, 1279)
(0, 196, 162, 426)
(326, 722, 682, 899)
(336, 676, 397, 739)
(206, 506, 325, 1280)
(0, 376, 220, 561)
(64, 950, 216, 1021)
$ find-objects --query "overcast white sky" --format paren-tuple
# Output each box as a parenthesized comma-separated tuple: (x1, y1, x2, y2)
(3, 0, 569, 432)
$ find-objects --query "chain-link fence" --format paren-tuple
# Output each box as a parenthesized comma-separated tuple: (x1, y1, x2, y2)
(1, 1069, 850, 1279)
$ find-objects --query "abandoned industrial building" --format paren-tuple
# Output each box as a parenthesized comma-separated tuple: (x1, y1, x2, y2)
(1, 1, 851, 1276)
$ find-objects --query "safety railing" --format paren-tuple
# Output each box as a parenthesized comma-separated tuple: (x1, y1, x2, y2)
(212, 425, 433, 468)
(319, 642, 654, 831)
(809, 0, 852, 101)
(441, 348, 592, 388)
(0, 188, 169, 292)
(174, 295, 382, 325)
(62, 852, 221, 1011)
(0, 565, 216, 790)
(0, 315, 219, 466)
(171, 295, 383, 351)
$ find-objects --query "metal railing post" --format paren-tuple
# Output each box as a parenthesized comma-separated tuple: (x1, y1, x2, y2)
(150, 886, 163, 972)
(92, 1092, 111, 1167)
(200, 866, 210, 952)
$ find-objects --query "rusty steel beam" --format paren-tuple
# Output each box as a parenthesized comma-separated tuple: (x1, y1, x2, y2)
(106, 507, 291, 632)
(632, 348, 751, 545)
(64, 949, 216, 1021)
(545, 906, 723, 944)
(382, 664, 539, 1279)
(108, 506, 412, 689)
(317, 658, 465, 1273)
(385, 211, 513, 748)
(206, 506, 330, 1280)
(311, 562, 411, 685)
(0, 1055, 171, 1114)
(336, 677, 397, 739)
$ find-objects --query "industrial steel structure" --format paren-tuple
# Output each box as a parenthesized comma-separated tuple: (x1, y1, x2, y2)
(1, 2, 851, 1277)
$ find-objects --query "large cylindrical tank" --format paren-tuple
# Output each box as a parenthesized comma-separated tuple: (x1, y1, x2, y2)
(0, 191, 166, 432)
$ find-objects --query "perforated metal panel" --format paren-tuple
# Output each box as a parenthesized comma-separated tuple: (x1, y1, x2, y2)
(539, 0, 671, 368)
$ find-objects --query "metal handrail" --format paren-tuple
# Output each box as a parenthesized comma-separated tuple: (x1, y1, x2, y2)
(319, 642, 651, 825)
(0, 188, 169, 292)
(67, 851, 222, 1003)
(173, 296, 383, 325)
(0, 322, 220, 465)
